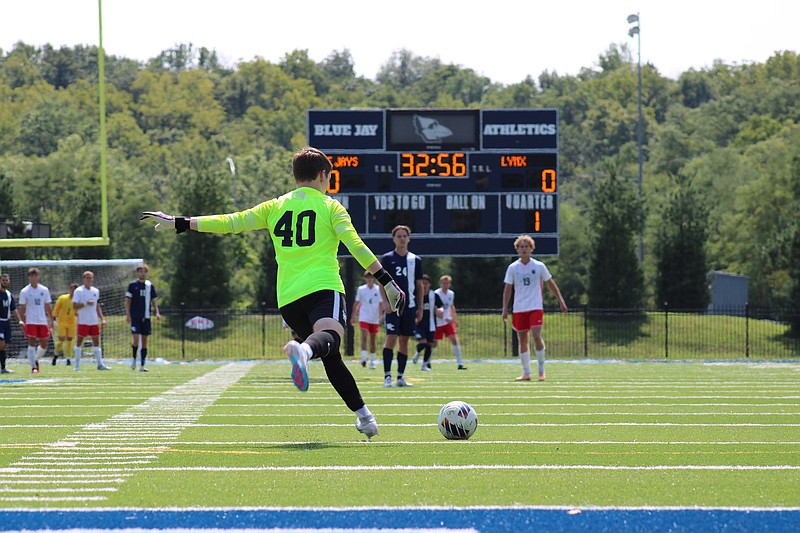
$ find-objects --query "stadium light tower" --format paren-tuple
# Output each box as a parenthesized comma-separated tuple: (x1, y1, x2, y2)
(628, 13, 644, 262)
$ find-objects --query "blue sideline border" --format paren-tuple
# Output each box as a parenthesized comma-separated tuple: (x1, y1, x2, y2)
(1, 507, 799, 532)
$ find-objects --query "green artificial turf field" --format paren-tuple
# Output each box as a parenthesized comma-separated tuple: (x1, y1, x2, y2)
(0, 358, 798, 508)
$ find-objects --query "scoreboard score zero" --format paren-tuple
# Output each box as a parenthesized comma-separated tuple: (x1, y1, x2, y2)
(308, 108, 559, 257)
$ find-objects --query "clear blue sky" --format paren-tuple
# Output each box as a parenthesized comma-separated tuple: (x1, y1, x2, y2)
(1, 0, 797, 84)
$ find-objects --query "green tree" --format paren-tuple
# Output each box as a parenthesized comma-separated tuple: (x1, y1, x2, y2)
(587, 160, 644, 308)
(169, 138, 233, 309)
(17, 90, 94, 157)
(654, 173, 710, 309)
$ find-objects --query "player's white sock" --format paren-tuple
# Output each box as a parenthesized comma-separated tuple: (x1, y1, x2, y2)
(27, 346, 36, 367)
(520, 351, 532, 376)
(36, 346, 47, 362)
(453, 345, 463, 366)
(535, 348, 546, 375)
(93, 347, 103, 364)
(360, 350, 367, 363)
(369, 352, 376, 364)
(355, 406, 372, 418)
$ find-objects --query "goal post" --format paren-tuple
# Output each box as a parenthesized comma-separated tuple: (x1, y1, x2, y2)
(0, 259, 143, 362)
(0, 2, 109, 250)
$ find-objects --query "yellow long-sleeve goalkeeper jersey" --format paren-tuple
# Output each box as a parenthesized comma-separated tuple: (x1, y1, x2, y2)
(53, 293, 76, 325)
(196, 187, 377, 307)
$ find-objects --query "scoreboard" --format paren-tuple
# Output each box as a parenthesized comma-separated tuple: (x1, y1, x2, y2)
(308, 108, 559, 256)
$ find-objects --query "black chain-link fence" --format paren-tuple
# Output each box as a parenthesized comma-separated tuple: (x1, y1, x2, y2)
(3, 305, 798, 363)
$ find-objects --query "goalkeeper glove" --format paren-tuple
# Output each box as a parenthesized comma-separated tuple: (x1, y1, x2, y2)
(375, 268, 406, 316)
(140, 211, 190, 233)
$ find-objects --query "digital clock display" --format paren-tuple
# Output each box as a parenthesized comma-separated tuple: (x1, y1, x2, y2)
(399, 152, 467, 178)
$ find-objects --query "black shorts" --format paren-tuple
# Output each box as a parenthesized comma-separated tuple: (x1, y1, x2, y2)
(280, 290, 347, 341)
(414, 322, 435, 343)
(0, 320, 11, 344)
(385, 307, 417, 337)
(130, 317, 152, 336)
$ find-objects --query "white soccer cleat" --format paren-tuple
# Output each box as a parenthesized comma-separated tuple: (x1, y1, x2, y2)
(355, 414, 379, 439)
(131, 359, 136, 370)
(395, 377, 412, 387)
(368, 361, 376, 369)
(383, 376, 393, 388)
(284, 340, 309, 392)
(421, 363, 431, 372)
(412, 353, 420, 364)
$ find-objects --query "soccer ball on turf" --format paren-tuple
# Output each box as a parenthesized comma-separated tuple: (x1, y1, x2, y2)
(437, 401, 478, 440)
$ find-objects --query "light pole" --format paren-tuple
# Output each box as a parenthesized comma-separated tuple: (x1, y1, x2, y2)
(628, 13, 644, 262)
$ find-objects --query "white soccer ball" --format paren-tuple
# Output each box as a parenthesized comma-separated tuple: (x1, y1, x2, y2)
(437, 401, 478, 440)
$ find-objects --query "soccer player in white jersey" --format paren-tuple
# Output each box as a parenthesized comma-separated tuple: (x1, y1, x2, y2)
(350, 271, 384, 369)
(502, 235, 568, 381)
(17, 268, 54, 374)
(434, 275, 467, 370)
(72, 271, 109, 371)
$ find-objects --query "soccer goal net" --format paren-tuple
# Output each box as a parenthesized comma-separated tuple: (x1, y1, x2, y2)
(0, 259, 143, 362)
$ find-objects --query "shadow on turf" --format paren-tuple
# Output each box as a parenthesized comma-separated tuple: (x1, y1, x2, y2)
(264, 442, 343, 451)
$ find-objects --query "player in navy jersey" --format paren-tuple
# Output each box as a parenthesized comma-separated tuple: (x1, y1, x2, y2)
(0, 273, 22, 374)
(380, 225, 424, 387)
(412, 274, 443, 371)
(125, 264, 161, 372)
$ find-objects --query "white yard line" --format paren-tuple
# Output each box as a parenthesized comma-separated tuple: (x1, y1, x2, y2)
(0, 363, 253, 503)
(5, 464, 796, 473)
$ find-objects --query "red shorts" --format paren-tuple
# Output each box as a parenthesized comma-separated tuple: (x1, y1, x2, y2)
(512, 310, 544, 331)
(77, 324, 101, 337)
(434, 323, 457, 340)
(359, 321, 379, 334)
(25, 324, 50, 339)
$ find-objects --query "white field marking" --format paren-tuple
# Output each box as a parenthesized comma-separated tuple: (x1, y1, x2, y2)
(183, 422, 800, 427)
(0, 479, 128, 484)
(195, 403, 800, 411)
(6, 402, 799, 417)
(10, 465, 797, 473)
(192, 411, 800, 417)
(217, 385, 800, 393)
(0, 496, 108, 502)
(0, 393, 800, 410)
(202, 385, 800, 400)
(0, 404, 137, 409)
(6, 411, 799, 428)
(2, 474, 133, 483)
(4, 504, 800, 511)
(0, 363, 254, 502)
(8, 439, 800, 449)
(6, 404, 800, 416)
(166, 440, 800, 446)
(14, 461, 157, 466)
(0, 487, 118, 493)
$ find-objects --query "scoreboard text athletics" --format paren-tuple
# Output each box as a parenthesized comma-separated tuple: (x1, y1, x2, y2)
(307, 108, 559, 257)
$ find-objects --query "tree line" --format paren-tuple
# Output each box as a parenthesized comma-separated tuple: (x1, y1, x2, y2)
(0, 41, 797, 334)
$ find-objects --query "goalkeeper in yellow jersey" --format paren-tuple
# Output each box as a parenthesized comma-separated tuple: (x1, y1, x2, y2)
(141, 147, 405, 440)
(52, 283, 78, 366)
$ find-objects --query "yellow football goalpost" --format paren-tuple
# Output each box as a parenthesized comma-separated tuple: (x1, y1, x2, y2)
(0, 0, 109, 249)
